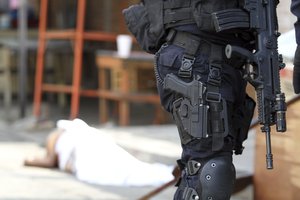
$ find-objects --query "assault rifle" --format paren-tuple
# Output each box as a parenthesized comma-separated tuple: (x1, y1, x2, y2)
(212, 0, 287, 169)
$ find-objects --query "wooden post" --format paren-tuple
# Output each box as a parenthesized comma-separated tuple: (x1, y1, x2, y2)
(33, 0, 48, 117)
(70, 0, 86, 119)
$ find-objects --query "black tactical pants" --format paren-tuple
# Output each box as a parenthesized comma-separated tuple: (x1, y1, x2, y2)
(154, 42, 248, 199)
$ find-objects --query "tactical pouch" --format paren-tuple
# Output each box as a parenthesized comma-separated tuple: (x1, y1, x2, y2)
(122, 1, 165, 54)
(233, 94, 256, 155)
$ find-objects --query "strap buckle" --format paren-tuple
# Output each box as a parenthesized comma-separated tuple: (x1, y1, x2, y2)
(187, 160, 201, 175)
(183, 187, 200, 200)
(207, 64, 222, 86)
(206, 92, 221, 103)
(179, 56, 195, 78)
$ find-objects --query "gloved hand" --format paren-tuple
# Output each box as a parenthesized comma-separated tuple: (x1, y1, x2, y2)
(293, 45, 300, 94)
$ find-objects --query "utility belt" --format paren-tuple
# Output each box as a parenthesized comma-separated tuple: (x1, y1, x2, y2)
(123, 0, 245, 54)
(162, 0, 243, 32)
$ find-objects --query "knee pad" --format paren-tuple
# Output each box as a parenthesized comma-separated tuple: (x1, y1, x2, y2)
(199, 155, 236, 199)
(175, 154, 236, 200)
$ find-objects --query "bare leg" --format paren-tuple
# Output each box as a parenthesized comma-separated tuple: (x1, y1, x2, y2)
(24, 155, 58, 168)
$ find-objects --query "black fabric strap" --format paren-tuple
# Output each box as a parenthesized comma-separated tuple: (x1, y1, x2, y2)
(166, 30, 201, 78)
(164, 7, 194, 25)
(163, 0, 191, 9)
(206, 44, 226, 151)
(207, 44, 223, 103)
(167, 30, 201, 55)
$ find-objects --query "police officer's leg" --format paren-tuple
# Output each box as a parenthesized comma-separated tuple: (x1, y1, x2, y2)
(164, 72, 236, 199)
(172, 101, 236, 200)
(154, 43, 237, 200)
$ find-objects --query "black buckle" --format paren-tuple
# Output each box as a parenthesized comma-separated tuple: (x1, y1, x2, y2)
(179, 56, 195, 78)
(187, 160, 201, 176)
(183, 187, 200, 200)
(206, 92, 221, 103)
(208, 64, 222, 86)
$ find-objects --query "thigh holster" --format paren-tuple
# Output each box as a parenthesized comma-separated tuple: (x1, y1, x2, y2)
(164, 30, 230, 151)
(164, 73, 229, 151)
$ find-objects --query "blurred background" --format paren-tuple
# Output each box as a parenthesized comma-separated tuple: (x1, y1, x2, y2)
(0, 0, 299, 199)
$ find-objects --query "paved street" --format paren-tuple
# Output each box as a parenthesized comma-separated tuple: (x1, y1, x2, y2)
(0, 102, 254, 200)
(0, 121, 177, 200)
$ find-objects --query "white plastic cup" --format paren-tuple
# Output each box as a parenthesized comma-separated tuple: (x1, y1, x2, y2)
(0, 14, 10, 29)
(117, 34, 132, 58)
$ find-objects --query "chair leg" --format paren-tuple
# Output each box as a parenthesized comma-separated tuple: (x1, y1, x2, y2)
(1, 48, 12, 111)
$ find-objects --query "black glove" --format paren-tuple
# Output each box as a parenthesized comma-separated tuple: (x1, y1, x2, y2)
(293, 45, 300, 94)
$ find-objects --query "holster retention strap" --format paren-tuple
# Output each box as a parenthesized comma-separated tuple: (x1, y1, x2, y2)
(207, 44, 229, 151)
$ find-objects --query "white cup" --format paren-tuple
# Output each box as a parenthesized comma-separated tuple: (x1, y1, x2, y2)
(117, 34, 132, 58)
(0, 14, 10, 29)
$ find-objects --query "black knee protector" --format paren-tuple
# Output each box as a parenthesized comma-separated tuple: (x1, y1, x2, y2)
(174, 154, 236, 200)
(199, 155, 236, 199)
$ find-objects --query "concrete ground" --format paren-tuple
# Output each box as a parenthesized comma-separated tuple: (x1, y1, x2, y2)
(0, 100, 254, 200)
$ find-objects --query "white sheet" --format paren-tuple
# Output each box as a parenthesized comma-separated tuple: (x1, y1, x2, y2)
(54, 119, 174, 186)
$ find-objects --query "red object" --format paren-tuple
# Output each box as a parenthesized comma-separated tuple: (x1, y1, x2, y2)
(33, 0, 117, 119)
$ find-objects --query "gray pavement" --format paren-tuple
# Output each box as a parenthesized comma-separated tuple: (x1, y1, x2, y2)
(0, 102, 254, 200)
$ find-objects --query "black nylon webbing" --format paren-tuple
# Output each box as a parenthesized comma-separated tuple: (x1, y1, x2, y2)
(164, 8, 194, 25)
(170, 31, 200, 56)
(166, 30, 202, 78)
(207, 44, 225, 151)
